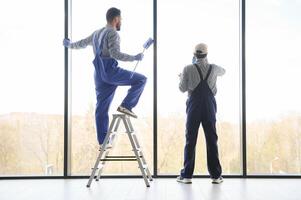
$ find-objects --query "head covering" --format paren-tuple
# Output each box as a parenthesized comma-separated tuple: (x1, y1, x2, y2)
(194, 43, 208, 55)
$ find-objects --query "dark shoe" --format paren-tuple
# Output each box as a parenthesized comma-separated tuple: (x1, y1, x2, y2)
(117, 106, 138, 118)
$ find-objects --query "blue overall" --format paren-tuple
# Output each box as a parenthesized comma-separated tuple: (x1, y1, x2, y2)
(92, 30, 147, 144)
(180, 64, 222, 179)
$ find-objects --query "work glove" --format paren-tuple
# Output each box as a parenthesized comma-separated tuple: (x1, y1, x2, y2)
(134, 53, 144, 61)
(63, 38, 71, 48)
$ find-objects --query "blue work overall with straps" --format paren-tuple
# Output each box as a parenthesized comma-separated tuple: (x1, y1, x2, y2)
(92, 29, 147, 145)
(180, 64, 222, 179)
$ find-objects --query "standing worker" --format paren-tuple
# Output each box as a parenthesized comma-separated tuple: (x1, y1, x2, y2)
(177, 43, 225, 184)
(63, 7, 147, 146)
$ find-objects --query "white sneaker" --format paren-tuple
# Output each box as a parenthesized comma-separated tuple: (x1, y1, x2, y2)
(117, 106, 138, 118)
(212, 177, 223, 184)
(100, 136, 114, 150)
(100, 143, 112, 150)
(105, 141, 113, 149)
(176, 176, 192, 184)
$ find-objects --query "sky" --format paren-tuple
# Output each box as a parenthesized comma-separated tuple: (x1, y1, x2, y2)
(0, 0, 300, 123)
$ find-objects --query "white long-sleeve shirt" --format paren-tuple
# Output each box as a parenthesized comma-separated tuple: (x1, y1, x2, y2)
(69, 25, 136, 62)
(179, 58, 226, 96)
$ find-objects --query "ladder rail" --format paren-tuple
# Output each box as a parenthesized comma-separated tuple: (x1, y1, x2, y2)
(86, 137, 110, 187)
(122, 117, 150, 187)
(86, 116, 117, 187)
(87, 114, 152, 188)
(95, 150, 110, 181)
(131, 130, 153, 181)
(96, 115, 122, 180)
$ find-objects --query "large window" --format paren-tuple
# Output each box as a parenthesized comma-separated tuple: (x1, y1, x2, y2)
(70, 0, 153, 175)
(246, 0, 301, 174)
(0, 0, 64, 175)
(1, 0, 301, 178)
(157, 0, 241, 175)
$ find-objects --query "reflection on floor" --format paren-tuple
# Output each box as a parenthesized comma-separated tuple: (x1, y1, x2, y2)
(0, 178, 300, 200)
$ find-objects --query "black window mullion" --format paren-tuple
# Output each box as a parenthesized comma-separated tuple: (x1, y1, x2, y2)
(240, 0, 247, 177)
(153, 0, 158, 177)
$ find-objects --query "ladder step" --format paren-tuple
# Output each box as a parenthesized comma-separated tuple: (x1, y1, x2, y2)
(88, 114, 152, 188)
(130, 151, 144, 157)
(106, 156, 136, 159)
(100, 158, 137, 161)
(100, 155, 143, 162)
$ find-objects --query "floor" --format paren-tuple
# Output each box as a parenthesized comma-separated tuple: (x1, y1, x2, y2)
(0, 178, 300, 200)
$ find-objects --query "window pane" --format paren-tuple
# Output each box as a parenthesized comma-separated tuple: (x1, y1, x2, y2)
(71, 0, 153, 175)
(157, 0, 241, 175)
(0, 0, 64, 176)
(246, 0, 301, 174)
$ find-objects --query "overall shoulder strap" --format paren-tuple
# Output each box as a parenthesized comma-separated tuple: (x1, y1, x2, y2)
(94, 29, 109, 56)
(205, 64, 213, 81)
(194, 64, 204, 81)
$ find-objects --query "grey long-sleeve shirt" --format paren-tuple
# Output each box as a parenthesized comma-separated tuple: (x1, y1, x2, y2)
(179, 58, 226, 96)
(69, 25, 136, 62)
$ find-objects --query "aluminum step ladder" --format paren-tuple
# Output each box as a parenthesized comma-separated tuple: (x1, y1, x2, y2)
(86, 114, 153, 188)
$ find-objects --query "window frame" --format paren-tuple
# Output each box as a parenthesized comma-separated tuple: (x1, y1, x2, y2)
(1, 0, 301, 179)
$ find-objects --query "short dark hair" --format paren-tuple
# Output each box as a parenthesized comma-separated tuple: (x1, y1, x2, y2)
(106, 7, 121, 23)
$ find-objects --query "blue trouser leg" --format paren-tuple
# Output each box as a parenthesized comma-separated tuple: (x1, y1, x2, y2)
(181, 100, 221, 178)
(202, 121, 222, 179)
(94, 66, 146, 144)
(95, 81, 117, 145)
(180, 64, 221, 178)
(106, 67, 147, 111)
(180, 107, 201, 178)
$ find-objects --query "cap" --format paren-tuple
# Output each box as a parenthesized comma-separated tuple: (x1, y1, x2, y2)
(194, 43, 208, 55)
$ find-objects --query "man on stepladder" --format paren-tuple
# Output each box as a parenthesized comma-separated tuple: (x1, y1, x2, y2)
(177, 43, 225, 184)
(63, 7, 147, 147)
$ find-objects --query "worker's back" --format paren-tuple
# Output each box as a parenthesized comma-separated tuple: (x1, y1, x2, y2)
(179, 58, 226, 96)
(178, 43, 224, 184)
(186, 64, 216, 121)
(92, 26, 115, 57)
(92, 25, 136, 62)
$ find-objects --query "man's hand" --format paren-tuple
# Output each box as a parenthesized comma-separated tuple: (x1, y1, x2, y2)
(192, 56, 197, 64)
(134, 53, 144, 61)
(63, 38, 71, 48)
